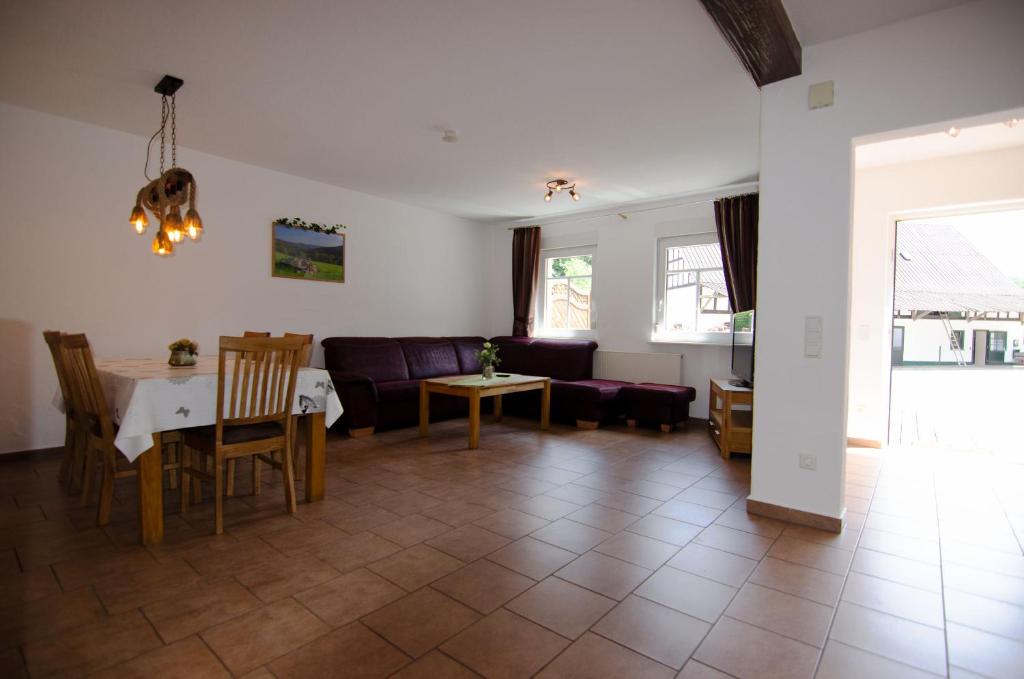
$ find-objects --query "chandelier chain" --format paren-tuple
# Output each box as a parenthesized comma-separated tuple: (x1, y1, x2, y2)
(171, 94, 177, 168)
(159, 95, 167, 175)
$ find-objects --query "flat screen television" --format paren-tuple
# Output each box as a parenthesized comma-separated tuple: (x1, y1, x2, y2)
(731, 309, 755, 387)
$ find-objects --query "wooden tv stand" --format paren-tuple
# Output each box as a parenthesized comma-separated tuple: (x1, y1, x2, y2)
(708, 378, 753, 459)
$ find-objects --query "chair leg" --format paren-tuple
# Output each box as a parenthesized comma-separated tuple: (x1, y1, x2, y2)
(281, 446, 297, 515)
(58, 418, 74, 482)
(96, 448, 116, 526)
(69, 428, 87, 495)
(214, 457, 224, 535)
(79, 445, 97, 507)
(180, 447, 191, 514)
(226, 459, 236, 497)
(192, 450, 203, 504)
(292, 416, 305, 481)
(166, 442, 179, 490)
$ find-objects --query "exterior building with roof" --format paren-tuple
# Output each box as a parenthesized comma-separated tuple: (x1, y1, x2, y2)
(892, 224, 1024, 366)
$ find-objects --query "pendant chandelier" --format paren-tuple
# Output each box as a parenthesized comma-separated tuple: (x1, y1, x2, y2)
(129, 75, 203, 256)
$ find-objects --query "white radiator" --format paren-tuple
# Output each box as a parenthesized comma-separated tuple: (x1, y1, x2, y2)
(593, 350, 684, 385)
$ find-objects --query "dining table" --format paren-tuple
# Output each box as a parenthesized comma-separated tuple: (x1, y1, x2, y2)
(54, 356, 343, 544)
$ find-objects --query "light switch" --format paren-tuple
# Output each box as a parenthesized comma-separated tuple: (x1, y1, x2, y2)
(808, 81, 835, 109)
(805, 316, 823, 358)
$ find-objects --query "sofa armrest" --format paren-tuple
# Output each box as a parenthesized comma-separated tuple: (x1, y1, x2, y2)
(328, 371, 379, 430)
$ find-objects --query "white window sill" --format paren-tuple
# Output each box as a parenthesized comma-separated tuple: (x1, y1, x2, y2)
(649, 334, 732, 347)
(534, 331, 597, 341)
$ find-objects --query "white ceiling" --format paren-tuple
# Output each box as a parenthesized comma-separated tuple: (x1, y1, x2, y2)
(783, 0, 973, 46)
(857, 119, 1024, 168)
(0, 1, 974, 221)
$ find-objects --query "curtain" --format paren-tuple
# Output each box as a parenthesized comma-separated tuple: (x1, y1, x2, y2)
(714, 193, 759, 313)
(512, 226, 541, 336)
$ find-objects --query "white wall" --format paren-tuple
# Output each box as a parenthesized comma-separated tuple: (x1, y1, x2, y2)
(849, 146, 1024, 443)
(894, 318, 1023, 364)
(754, 0, 1024, 520)
(485, 201, 733, 418)
(0, 102, 489, 454)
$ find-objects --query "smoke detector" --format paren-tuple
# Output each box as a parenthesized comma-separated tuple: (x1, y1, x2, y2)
(441, 129, 459, 143)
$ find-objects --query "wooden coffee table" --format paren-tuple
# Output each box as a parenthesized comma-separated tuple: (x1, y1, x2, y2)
(419, 374, 551, 449)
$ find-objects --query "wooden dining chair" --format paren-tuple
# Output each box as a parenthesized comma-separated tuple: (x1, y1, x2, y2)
(181, 335, 305, 534)
(243, 331, 271, 337)
(43, 330, 82, 492)
(58, 333, 182, 524)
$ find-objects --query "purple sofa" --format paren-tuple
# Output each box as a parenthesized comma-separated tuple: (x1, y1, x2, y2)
(321, 335, 630, 435)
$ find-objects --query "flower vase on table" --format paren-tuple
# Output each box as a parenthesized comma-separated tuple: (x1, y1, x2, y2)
(168, 338, 199, 367)
(475, 341, 500, 380)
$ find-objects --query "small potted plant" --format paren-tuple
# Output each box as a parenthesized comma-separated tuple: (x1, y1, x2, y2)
(475, 341, 500, 379)
(168, 338, 199, 367)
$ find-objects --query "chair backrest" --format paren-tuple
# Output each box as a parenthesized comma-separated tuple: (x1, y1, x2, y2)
(59, 333, 115, 440)
(243, 331, 271, 338)
(43, 330, 73, 411)
(284, 332, 314, 367)
(217, 336, 305, 438)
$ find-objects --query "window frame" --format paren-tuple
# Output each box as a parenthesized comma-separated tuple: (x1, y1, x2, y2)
(535, 245, 597, 339)
(652, 232, 732, 345)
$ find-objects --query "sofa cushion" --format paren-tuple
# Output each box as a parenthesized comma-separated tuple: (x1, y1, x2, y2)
(398, 339, 461, 379)
(529, 339, 597, 380)
(321, 338, 410, 383)
(376, 379, 421, 403)
(552, 379, 629, 404)
(445, 336, 487, 374)
(489, 336, 535, 375)
(620, 383, 697, 405)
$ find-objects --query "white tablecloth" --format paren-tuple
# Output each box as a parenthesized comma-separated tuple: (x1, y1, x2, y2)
(54, 357, 343, 461)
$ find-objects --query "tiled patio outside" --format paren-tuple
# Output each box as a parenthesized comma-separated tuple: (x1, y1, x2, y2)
(2, 417, 1022, 677)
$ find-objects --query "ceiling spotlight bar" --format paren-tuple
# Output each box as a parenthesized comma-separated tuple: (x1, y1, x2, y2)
(544, 178, 581, 203)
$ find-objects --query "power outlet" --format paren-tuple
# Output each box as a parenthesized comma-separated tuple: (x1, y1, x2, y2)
(799, 454, 817, 471)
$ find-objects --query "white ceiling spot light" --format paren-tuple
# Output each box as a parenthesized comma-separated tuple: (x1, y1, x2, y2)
(442, 129, 458, 143)
(945, 126, 961, 138)
(1006, 118, 1021, 128)
(544, 179, 580, 203)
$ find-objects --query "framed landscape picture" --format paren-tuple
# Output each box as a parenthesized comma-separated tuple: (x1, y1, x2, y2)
(272, 220, 345, 283)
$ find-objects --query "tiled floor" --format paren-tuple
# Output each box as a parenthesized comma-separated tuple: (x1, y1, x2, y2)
(2, 418, 1023, 677)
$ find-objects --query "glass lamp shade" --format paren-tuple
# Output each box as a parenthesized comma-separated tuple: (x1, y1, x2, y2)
(129, 205, 148, 234)
(184, 209, 203, 240)
(164, 211, 185, 243)
(151, 229, 174, 256)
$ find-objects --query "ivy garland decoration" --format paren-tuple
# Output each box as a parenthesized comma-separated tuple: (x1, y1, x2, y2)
(274, 217, 347, 234)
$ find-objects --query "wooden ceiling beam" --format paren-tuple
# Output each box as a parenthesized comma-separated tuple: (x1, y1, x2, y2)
(699, 0, 802, 87)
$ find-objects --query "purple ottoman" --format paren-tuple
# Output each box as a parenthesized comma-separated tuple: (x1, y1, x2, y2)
(620, 383, 697, 432)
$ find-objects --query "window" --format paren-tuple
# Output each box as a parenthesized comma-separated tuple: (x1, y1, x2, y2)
(653, 233, 731, 342)
(536, 246, 595, 337)
(950, 330, 965, 350)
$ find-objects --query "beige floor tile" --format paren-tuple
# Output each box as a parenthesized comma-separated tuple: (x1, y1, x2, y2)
(857, 528, 940, 564)
(693, 616, 818, 679)
(941, 540, 1024, 578)
(93, 557, 201, 614)
(234, 552, 339, 603)
(653, 500, 722, 527)
(442, 609, 570, 679)
(51, 547, 158, 591)
(419, 500, 495, 527)
(593, 531, 679, 570)
(592, 595, 709, 670)
(666, 543, 758, 588)
(595, 490, 663, 516)
(259, 520, 348, 554)
(695, 524, 775, 560)
(531, 518, 613, 554)
(323, 505, 403, 533)
(556, 551, 652, 600)
(22, 609, 163, 677)
(367, 544, 463, 591)
(505, 576, 616, 639)
(0, 583, 103, 645)
(635, 567, 737, 623)
(628, 515, 703, 546)
(946, 622, 1024, 679)
(487, 536, 578, 580)
(363, 587, 479, 658)
(781, 524, 861, 551)
(431, 559, 534, 614)
(513, 495, 582, 521)
(817, 640, 942, 679)
(473, 509, 550, 539)
(267, 622, 410, 678)
(294, 568, 405, 627)
(944, 587, 1024, 641)
(713, 507, 786, 538)
(566, 504, 642, 532)
(200, 598, 330, 675)
(389, 650, 479, 678)
(425, 524, 511, 562)
(841, 571, 944, 627)
(676, 660, 734, 678)
(144, 578, 262, 643)
(725, 583, 833, 647)
(537, 632, 675, 678)
(90, 636, 231, 679)
(372, 513, 452, 548)
(674, 487, 738, 510)
(829, 602, 946, 676)
(850, 548, 942, 592)
(311, 531, 403, 573)
(942, 561, 1024, 606)
(767, 536, 853, 575)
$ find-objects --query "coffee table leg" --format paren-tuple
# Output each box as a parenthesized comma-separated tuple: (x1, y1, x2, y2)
(137, 433, 163, 545)
(469, 391, 481, 449)
(541, 380, 551, 430)
(419, 381, 429, 437)
(494, 394, 503, 422)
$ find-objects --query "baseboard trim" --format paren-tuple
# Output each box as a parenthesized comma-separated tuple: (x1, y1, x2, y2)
(747, 498, 845, 533)
(847, 437, 882, 449)
(0, 446, 62, 462)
